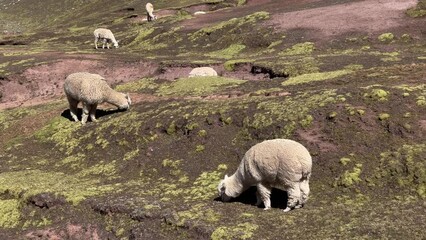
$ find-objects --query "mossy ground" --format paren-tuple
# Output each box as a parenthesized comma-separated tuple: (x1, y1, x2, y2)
(1, 0, 426, 239)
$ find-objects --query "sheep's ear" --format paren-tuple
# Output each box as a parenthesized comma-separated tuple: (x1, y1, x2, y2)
(224, 174, 229, 179)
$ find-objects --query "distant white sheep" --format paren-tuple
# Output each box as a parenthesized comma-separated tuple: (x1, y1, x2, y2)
(217, 139, 312, 212)
(146, 3, 157, 22)
(93, 28, 119, 49)
(64, 72, 131, 125)
(189, 67, 218, 77)
(193, 11, 207, 16)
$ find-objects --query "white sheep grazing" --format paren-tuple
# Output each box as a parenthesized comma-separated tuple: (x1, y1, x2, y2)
(93, 28, 119, 49)
(217, 139, 312, 212)
(146, 3, 157, 22)
(193, 11, 207, 16)
(188, 67, 218, 77)
(64, 72, 131, 125)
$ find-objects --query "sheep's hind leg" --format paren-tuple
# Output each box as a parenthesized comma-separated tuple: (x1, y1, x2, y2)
(297, 178, 310, 209)
(89, 104, 98, 122)
(284, 182, 301, 212)
(94, 38, 98, 49)
(102, 39, 107, 49)
(256, 183, 272, 210)
(67, 97, 79, 122)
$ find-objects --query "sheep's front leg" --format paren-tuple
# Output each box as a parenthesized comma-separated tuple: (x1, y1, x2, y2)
(256, 183, 272, 210)
(67, 97, 79, 122)
(81, 102, 90, 125)
(89, 103, 98, 122)
(284, 182, 301, 212)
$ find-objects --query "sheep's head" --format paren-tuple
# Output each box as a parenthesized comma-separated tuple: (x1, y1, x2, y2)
(113, 41, 119, 48)
(118, 93, 131, 110)
(217, 175, 232, 202)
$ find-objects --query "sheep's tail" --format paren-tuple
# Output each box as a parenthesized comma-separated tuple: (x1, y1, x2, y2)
(299, 155, 312, 180)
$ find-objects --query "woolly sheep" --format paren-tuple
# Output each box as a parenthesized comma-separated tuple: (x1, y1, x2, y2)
(64, 72, 131, 125)
(188, 67, 218, 77)
(193, 11, 207, 16)
(146, 3, 157, 22)
(93, 28, 119, 49)
(217, 139, 312, 212)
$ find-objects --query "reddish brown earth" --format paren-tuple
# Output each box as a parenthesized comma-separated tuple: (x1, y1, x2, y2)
(269, 0, 420, 39)
(1, 0, 424, 110)
(1, 0, 426, 239)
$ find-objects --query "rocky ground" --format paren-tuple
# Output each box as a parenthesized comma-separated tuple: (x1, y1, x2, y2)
(1, 0, 426, 239)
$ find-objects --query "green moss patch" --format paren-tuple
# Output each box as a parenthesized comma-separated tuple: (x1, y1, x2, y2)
(279, 42, 315, 56)
(242, 90, 341, 138)
(115, 78, 158, 92)
(128, 27, 182, 51)
(282, 69, 352, 86)
(335, 164, 363, 188)
(406, 0, 426, 18)
(0, 199, 20, 228)
(378, 33, 395, 42)
(211, 222, 259, 240)
(0, 107, 37, 131)
(0, 170, 116, 205)
(363, 88, 389, 101)
(206, 44, 246, 59)
(175, 203, 220, 227)
(157, 76, 246, 96)
(34, 116, 81, 155)
(184, 165, 227, 202)
(189, 11, 270, 41)
(374, 144, 426, 198)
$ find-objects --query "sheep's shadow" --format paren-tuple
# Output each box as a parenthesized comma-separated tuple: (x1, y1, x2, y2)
(61, 108, 126, 122)
(214, 186, 289, 210)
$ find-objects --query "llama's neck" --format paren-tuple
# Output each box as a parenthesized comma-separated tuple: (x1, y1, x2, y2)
(226, 171, 247, 197)
(104, 89, 126, 108)
(110, 36, 118, 45)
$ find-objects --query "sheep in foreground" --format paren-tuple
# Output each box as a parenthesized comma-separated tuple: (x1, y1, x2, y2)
(93, 28, 119, 49)
(64, 72, 131, 125)
(189, 67, 218, 77)
(217, 139, 312, 212)
(146, 3, 157, 22)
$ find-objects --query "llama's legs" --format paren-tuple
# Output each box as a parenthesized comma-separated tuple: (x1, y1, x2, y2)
(81, 102, 90, 125)
(256, 183, 272, 210)
(284, 182, 300, 212)
(67, 97, 79, 122)
(89, 104, 98, 122)
(297, 178, 310, 208)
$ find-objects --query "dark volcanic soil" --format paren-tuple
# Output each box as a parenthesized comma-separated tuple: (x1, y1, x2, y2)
(1, 0, 426, 239)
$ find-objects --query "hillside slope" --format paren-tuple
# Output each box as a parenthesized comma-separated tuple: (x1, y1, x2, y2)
(1, 0, 426, 239)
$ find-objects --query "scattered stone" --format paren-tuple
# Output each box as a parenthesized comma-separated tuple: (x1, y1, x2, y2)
(27, 193, 67, 209)
(189, 67, 218, 77)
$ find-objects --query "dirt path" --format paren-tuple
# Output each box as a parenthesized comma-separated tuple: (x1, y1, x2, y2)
(183, 0, 420, 40)
(268, 0, 420, 39)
